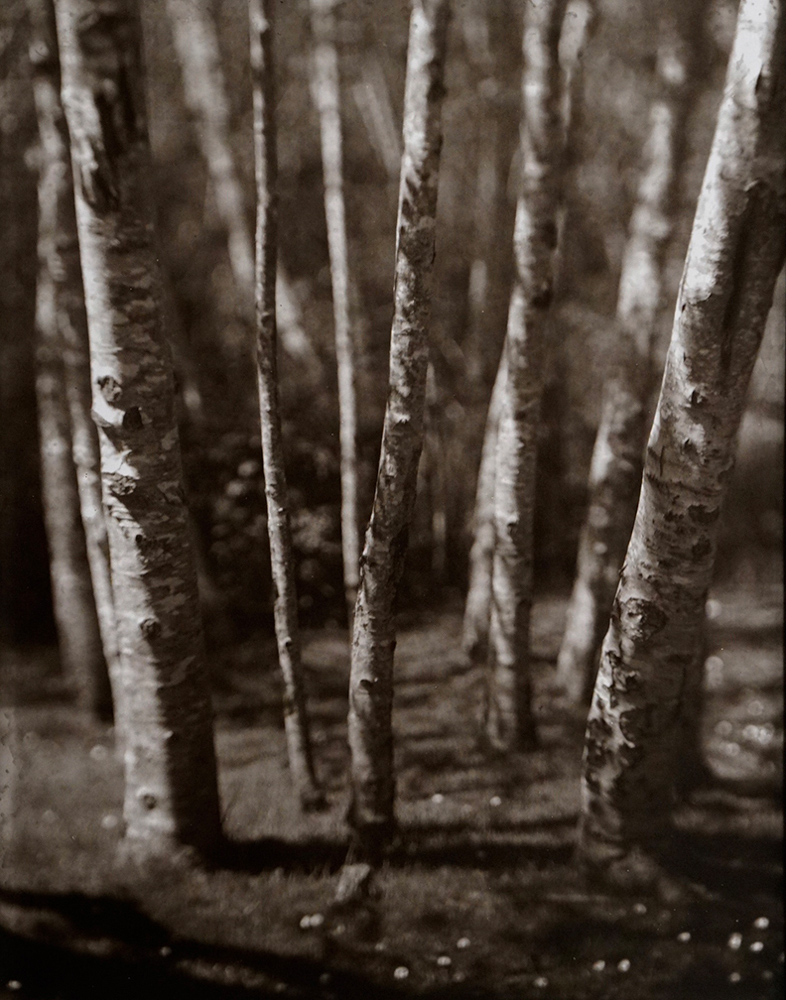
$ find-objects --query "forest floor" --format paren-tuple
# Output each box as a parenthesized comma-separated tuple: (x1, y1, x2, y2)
(0, 575, 782, 999)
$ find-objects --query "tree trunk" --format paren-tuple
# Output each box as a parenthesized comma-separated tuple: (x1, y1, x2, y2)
(462, 353, 506, 661)
(27, 0, 118, 721)
(579, 0, 786, 875)
(55, 0, 222, 859)
(556, 3, 697, 705)
(164, 0, 315, 372)
(308, 0, 360, 619)
(249, 0, 324, 812)
(343, 0, 450, 868)
(486, 0, 567, 752)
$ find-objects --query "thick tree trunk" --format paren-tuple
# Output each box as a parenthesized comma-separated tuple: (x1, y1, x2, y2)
(486, 0, 567, 752)
(556, 4, 697, 705)
(579, 0, 786, 874)
(462, 354, 506, 661)
(55, 0, 222, 859)
(164, 0, 314, 371)
(309, 0, 360, 619)
(27, 0, 118, 721)
(249, 0, 324, 812)
(343, 0, 450, 869)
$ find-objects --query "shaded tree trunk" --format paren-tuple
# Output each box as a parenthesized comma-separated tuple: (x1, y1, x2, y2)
(249, 0, 324, 812)
(486, 0, 567, 752)
(579, 0, 786, 878)
(309, 0, 360, 619)
(164, 0, 316, 372)
(556, 2, 698, 705)
(342, 0, 450, 873)
(55, 0, 222, 858)
(27, 0, 118, 720)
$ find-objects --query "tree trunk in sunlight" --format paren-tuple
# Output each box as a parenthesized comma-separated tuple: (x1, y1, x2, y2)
(579, 0, 786, 880)
(486, 0, 567, 752)
(309, 0, 361, 619)
(342, 0, 450, 879)
(27, 0, 118, 721)
(55, 0, 221, 859)
(165, 0, 317, 374)
(557, 0, 699, 706)
(249, 0, 324, 812)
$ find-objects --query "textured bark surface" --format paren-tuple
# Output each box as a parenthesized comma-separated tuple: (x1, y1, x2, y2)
(28, 0, 117, 720)
(309, 0, 360, 617)
(486, 0, 567, 752)
(345, 0, 449, 857)
(250, 0, 323, 812)
(462, 354, 506, 661)
(580, 0, 786, 868)
(165, 0, 313, 370)
(557, 3, 697, 705)
(55, 0, 221, 857)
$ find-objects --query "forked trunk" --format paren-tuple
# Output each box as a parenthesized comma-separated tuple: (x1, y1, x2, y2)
(309, 0, 360, 618)
(343, 0, 450, 868)
(557, 2, 698, 705)
(249, 0, 324, 811)
(579, 0, 786, 871)
(27, 0, 118, 720)
(486, 0, 567, 752)
(55, 0, 222, 858)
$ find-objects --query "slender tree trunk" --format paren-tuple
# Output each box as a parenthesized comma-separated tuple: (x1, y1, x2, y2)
(579, 0, 786, 876)
(462, 353, 506, 661)
(308, 0, 360, 619)
(249, 0, 324, 812)
(164, 0, 315, 371)
(343, 0, 450, 874)
(55, 0, 222, 859)
(486, 0, 567, 752)
(556, 3, 698, 705)
(27, 0, 119, 721)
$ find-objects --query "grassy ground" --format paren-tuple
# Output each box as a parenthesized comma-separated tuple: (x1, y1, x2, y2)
(0, 580, 782, 999)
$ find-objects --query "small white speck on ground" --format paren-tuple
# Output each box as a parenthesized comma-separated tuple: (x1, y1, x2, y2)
(617, 959, 631, 973)
(431, 793, 444, 803)
(393, 967, 409, 980)
(457, 937, 471, 949)
(90, 744, 109, 762)
(753, 917, 769, 930)
(436, 955, 451, 967)
(677, 931, 691, 942)
(159, 946, 172, 957)
(101, 814, 119, 830)
(374, 941, 386, 951)
(632, 902, 647, 914)
(728, 933, 743, 950)
(489, 796, 502, 807)
(729, 972, 741, 983)
(592, 960, 606, 972)
(534, 976, 548, 987)
(750, 941, 764, 953)
(6, 982, 21, 991)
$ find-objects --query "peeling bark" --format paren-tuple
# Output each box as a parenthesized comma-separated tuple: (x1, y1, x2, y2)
(55, 0, 221, 858)
(486, 0, 567, 752)
(579, 0, 786, 868)
(557, 2, 698, 705)
(164, 0, 315, 372)
(344, 0, 450, 862)
(250, 0, 324, 812)
(27, 0, 118, 720)
(309, 0, 360, 618)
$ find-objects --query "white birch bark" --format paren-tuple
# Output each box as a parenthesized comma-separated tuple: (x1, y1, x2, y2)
(55, 0, 222, 858)
(486, 0, 567, 752)
(344, 0, 450, 864)
(579, 0, 786, 872)
(557, 4, 697, 705)
(27, 0, 119, 721)
(249, 0, 324, 812)
(308, 0, 360, 618)
(164, 0, 315, 371)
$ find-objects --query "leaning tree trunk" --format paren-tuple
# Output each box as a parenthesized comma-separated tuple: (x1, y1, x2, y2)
(579, 0, 786, 879)
(164, 0, 316, 373)
(249, 0, 324, 812)
(27, 0, 119, 720)
(556, 2, 697, 705)
(486, 0, 567, 752)
(342, 0, 449, 880)
(309, 0, 360, 619)
(55, 0, 222, 858)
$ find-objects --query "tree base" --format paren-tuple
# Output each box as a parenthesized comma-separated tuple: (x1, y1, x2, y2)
(577, 843, 718, 905)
